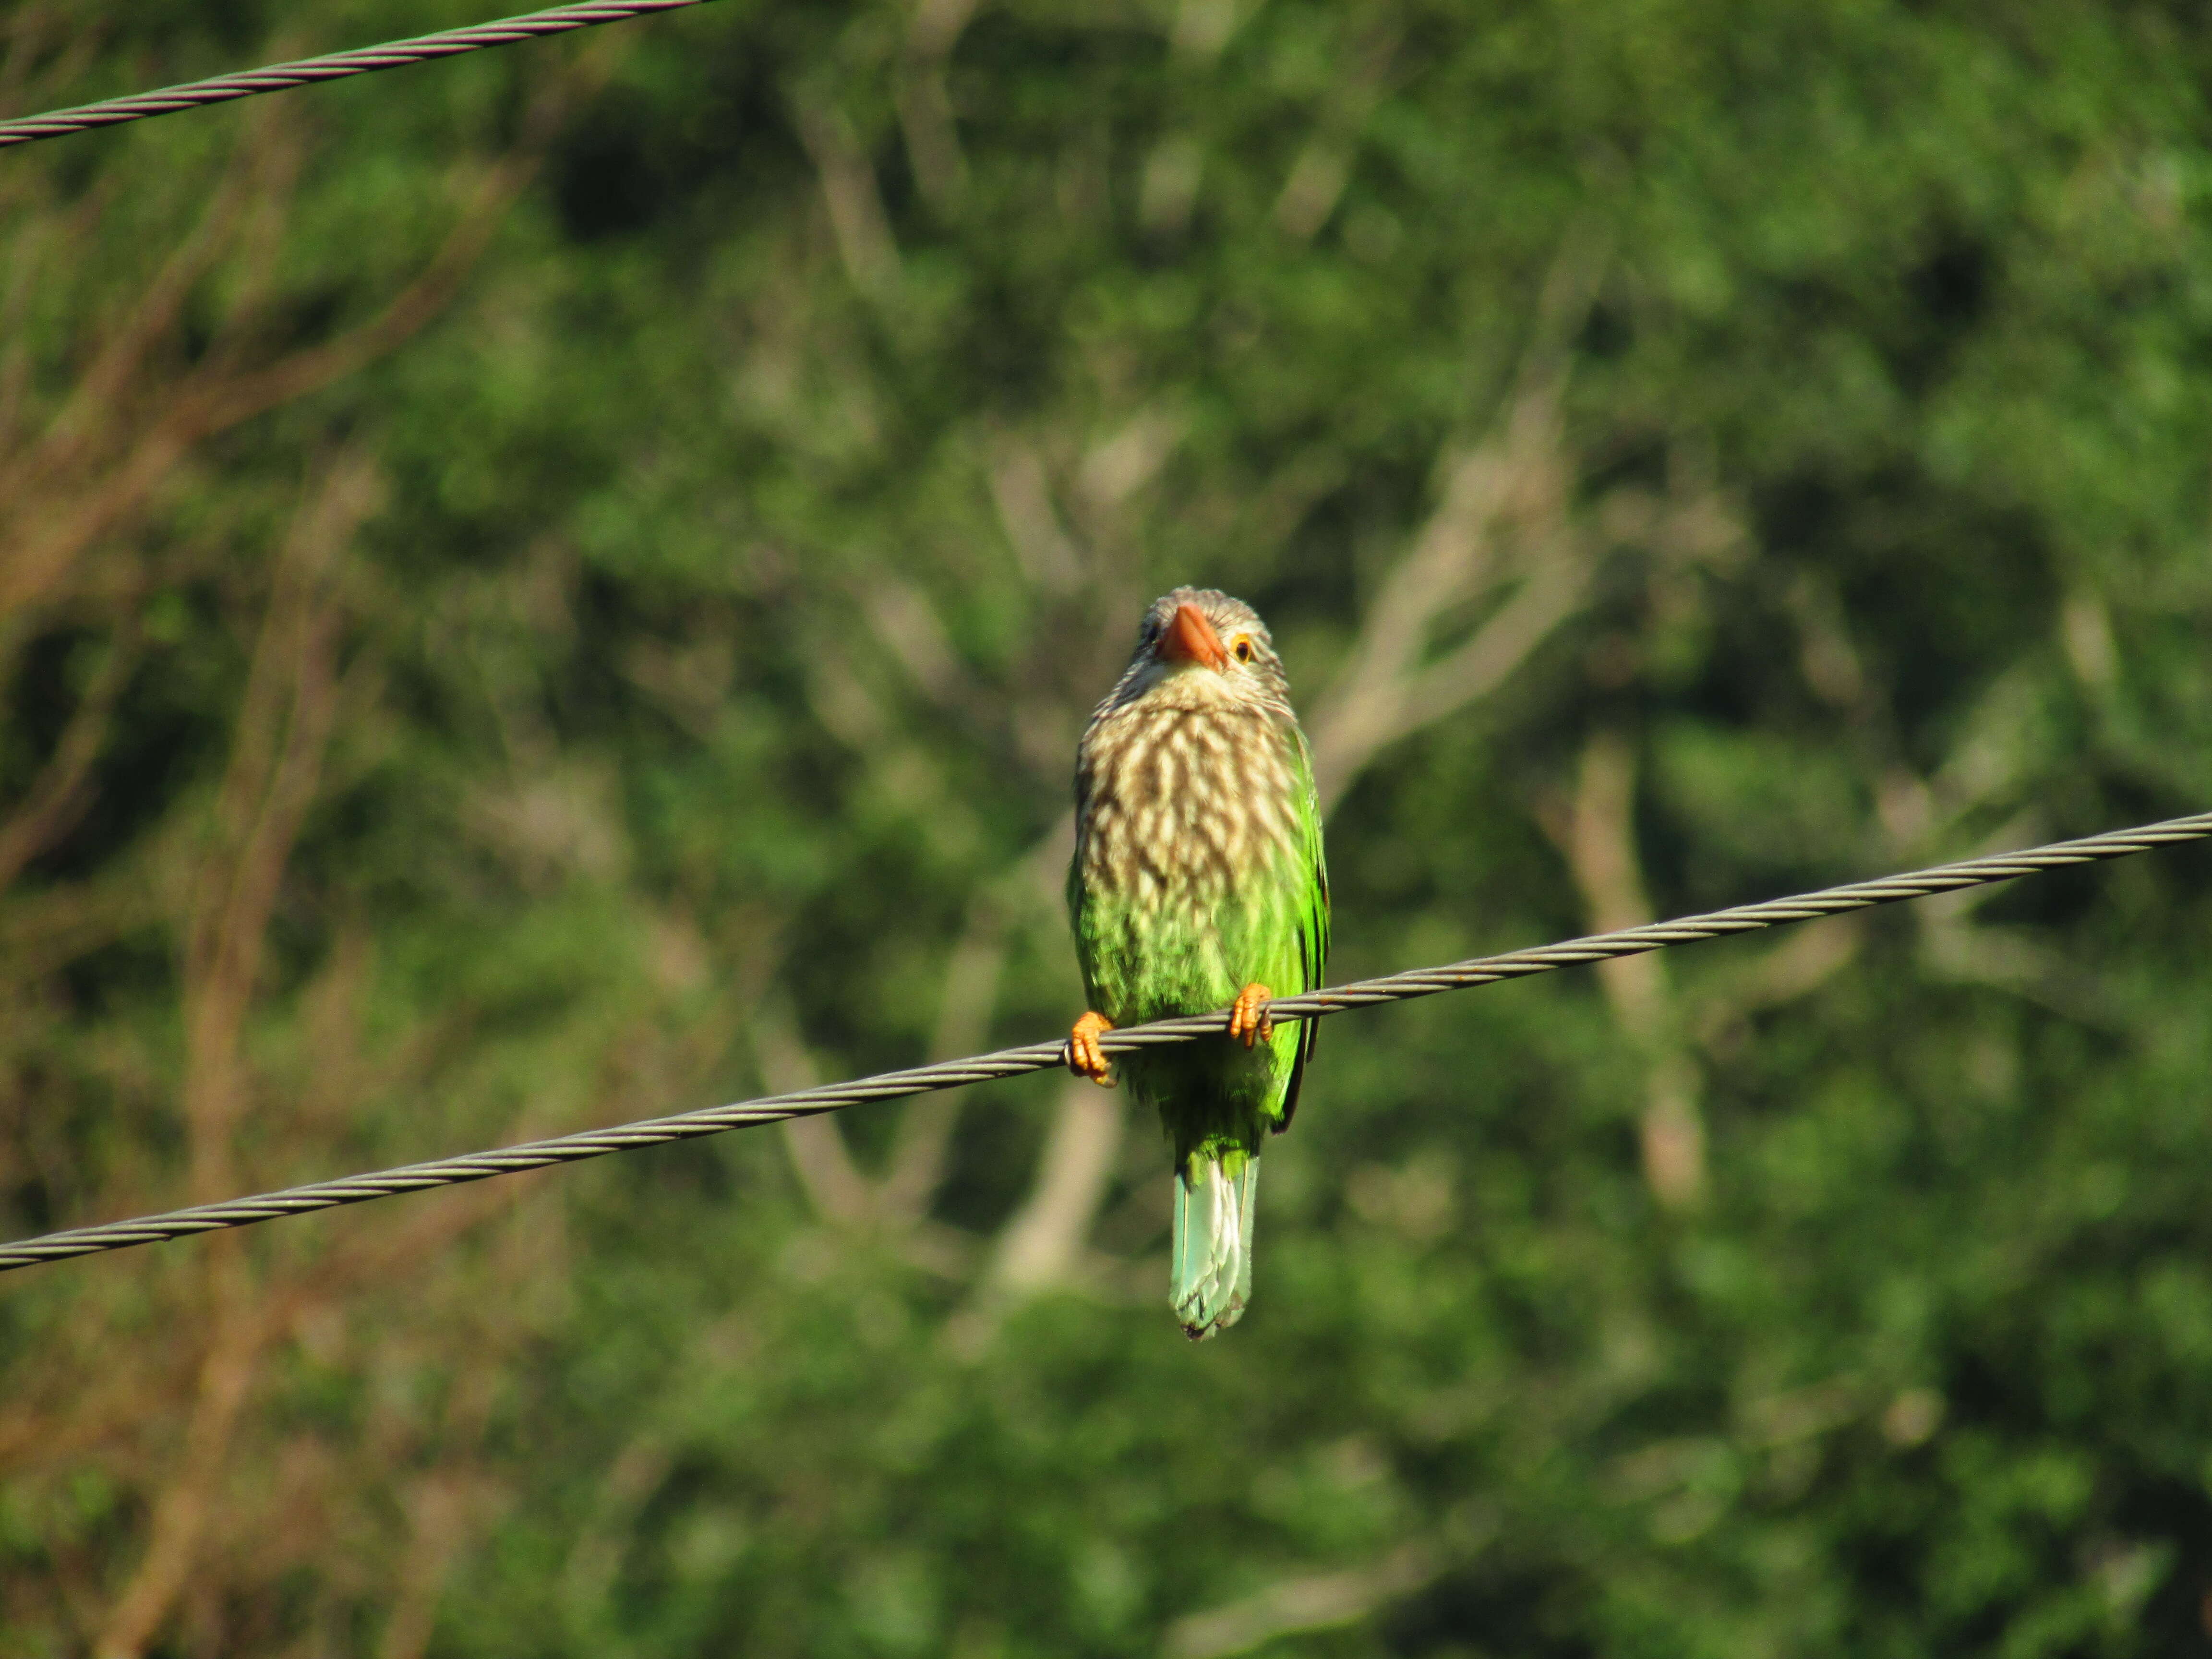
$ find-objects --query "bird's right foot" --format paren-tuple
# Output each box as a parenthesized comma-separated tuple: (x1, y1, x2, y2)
(1227, 982, 1275, 1047)
(1067, 1011, 1116, 1086)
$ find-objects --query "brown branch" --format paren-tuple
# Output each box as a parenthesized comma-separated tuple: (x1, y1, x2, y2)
(91, 1283, 271, 1659)
(1323, 543, 1590, 810)
(884, 815, 1078, 1237)
(896, 0, 981, 212)
(0, 43, 593, 648)
(78, 456, 375, 1657)
(1271, 16, 1399, 240)
(0, 1276, 212, 1473)
(559, 1435, 674, 1618)
(78, 1081, 565, 1653)
(1551, 730, 1705, 1210)
(182, 450, 374, 1203)
(0, 870, 162, 1012)
(0, 133, 264, 517)
(794, 94, 903, 295)
(1693, 915, 1864, 1055)
(84, 458, 375, 1657)
(0, 5, 70, 121)
(170, 157, 533, 438)
(953, 1075, 1127, 1346)
(987, 438, 1086, 593)
(1163, 1542, 1442, 1659)
(879, 900, 1009, 1222)
(0, 615, 141, 892)
(374, 1477, 474, 1659)
(0, 421, 193, 640)
(1308, 228, 1607, 809)
(0, 44, 639, 1651)
(858, 574, 976, 712)
(755, 995, 873, 1225)
(365, 1208, 533, 1659)
(0, 162, 119, 450)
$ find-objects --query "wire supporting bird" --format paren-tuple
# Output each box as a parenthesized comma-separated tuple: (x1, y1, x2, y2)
(1066, 588, 1330, 1338)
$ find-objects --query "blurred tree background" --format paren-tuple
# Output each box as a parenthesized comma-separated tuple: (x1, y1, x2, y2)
(6, 0, 2212, 1653)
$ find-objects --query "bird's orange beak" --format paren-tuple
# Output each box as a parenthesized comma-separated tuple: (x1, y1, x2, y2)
(1158, 602, 1230, 672)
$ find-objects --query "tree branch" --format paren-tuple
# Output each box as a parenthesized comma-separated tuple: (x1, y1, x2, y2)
(1551, 729, 1705, 1210)
(0, 614, 140, 892)
(1163, 1541, 1441, 1659)
(756, 994, 874, 1226)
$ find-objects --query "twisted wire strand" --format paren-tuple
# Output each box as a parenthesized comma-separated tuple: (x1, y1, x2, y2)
(2, 810, 2206, 1276)
(0, 1, 711, 150)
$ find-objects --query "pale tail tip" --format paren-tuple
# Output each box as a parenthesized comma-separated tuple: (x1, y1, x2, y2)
(1170, 1155, 1259, 1340)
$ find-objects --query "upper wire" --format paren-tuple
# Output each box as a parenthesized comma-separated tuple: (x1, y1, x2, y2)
(2, 809, 2205, 1276)
(0, 1, 712, 150)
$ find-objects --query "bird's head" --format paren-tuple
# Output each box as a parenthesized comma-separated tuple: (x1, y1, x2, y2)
(1107, 587, 1291, 714)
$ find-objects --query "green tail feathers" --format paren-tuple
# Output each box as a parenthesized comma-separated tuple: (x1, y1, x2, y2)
(1171, 1154, 1259, 1340)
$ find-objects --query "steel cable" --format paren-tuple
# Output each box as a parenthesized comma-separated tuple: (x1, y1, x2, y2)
(0, 1, 713, 151)
(1, 809, 2206, 1275)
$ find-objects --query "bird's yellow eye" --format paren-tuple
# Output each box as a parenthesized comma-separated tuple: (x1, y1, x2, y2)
(1232, 637, 1255, 664)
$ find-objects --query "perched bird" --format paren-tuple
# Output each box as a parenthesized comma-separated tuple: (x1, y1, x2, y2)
(1066, 588, 1329, 1339)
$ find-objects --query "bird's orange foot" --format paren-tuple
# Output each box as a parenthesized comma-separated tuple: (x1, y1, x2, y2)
(1068, 1010, 1117, 1086)
(1227, 983, 1275, 1048)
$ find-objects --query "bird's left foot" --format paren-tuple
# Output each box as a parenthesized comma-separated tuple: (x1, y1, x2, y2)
(1227, 983, 1274, 1048)
(1068, 1010, 1117, 1086)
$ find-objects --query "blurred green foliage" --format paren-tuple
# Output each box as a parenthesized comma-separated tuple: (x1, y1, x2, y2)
(5, 1, 2212, 1655)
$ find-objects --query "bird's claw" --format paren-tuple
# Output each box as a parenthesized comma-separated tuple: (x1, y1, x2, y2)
(1228, 983, 1275, 1048)
(1068, 1010, 1117, 1086)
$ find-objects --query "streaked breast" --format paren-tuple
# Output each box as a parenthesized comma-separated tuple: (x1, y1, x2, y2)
(1076, 703, 1302, 913)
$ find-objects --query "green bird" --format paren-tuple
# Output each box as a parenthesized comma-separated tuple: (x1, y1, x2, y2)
(1066, 588, 1329, 1339)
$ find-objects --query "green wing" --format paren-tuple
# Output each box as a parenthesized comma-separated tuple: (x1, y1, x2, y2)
(1274, 728, 1329, 1131)
(1065, 831, 1092, 999)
